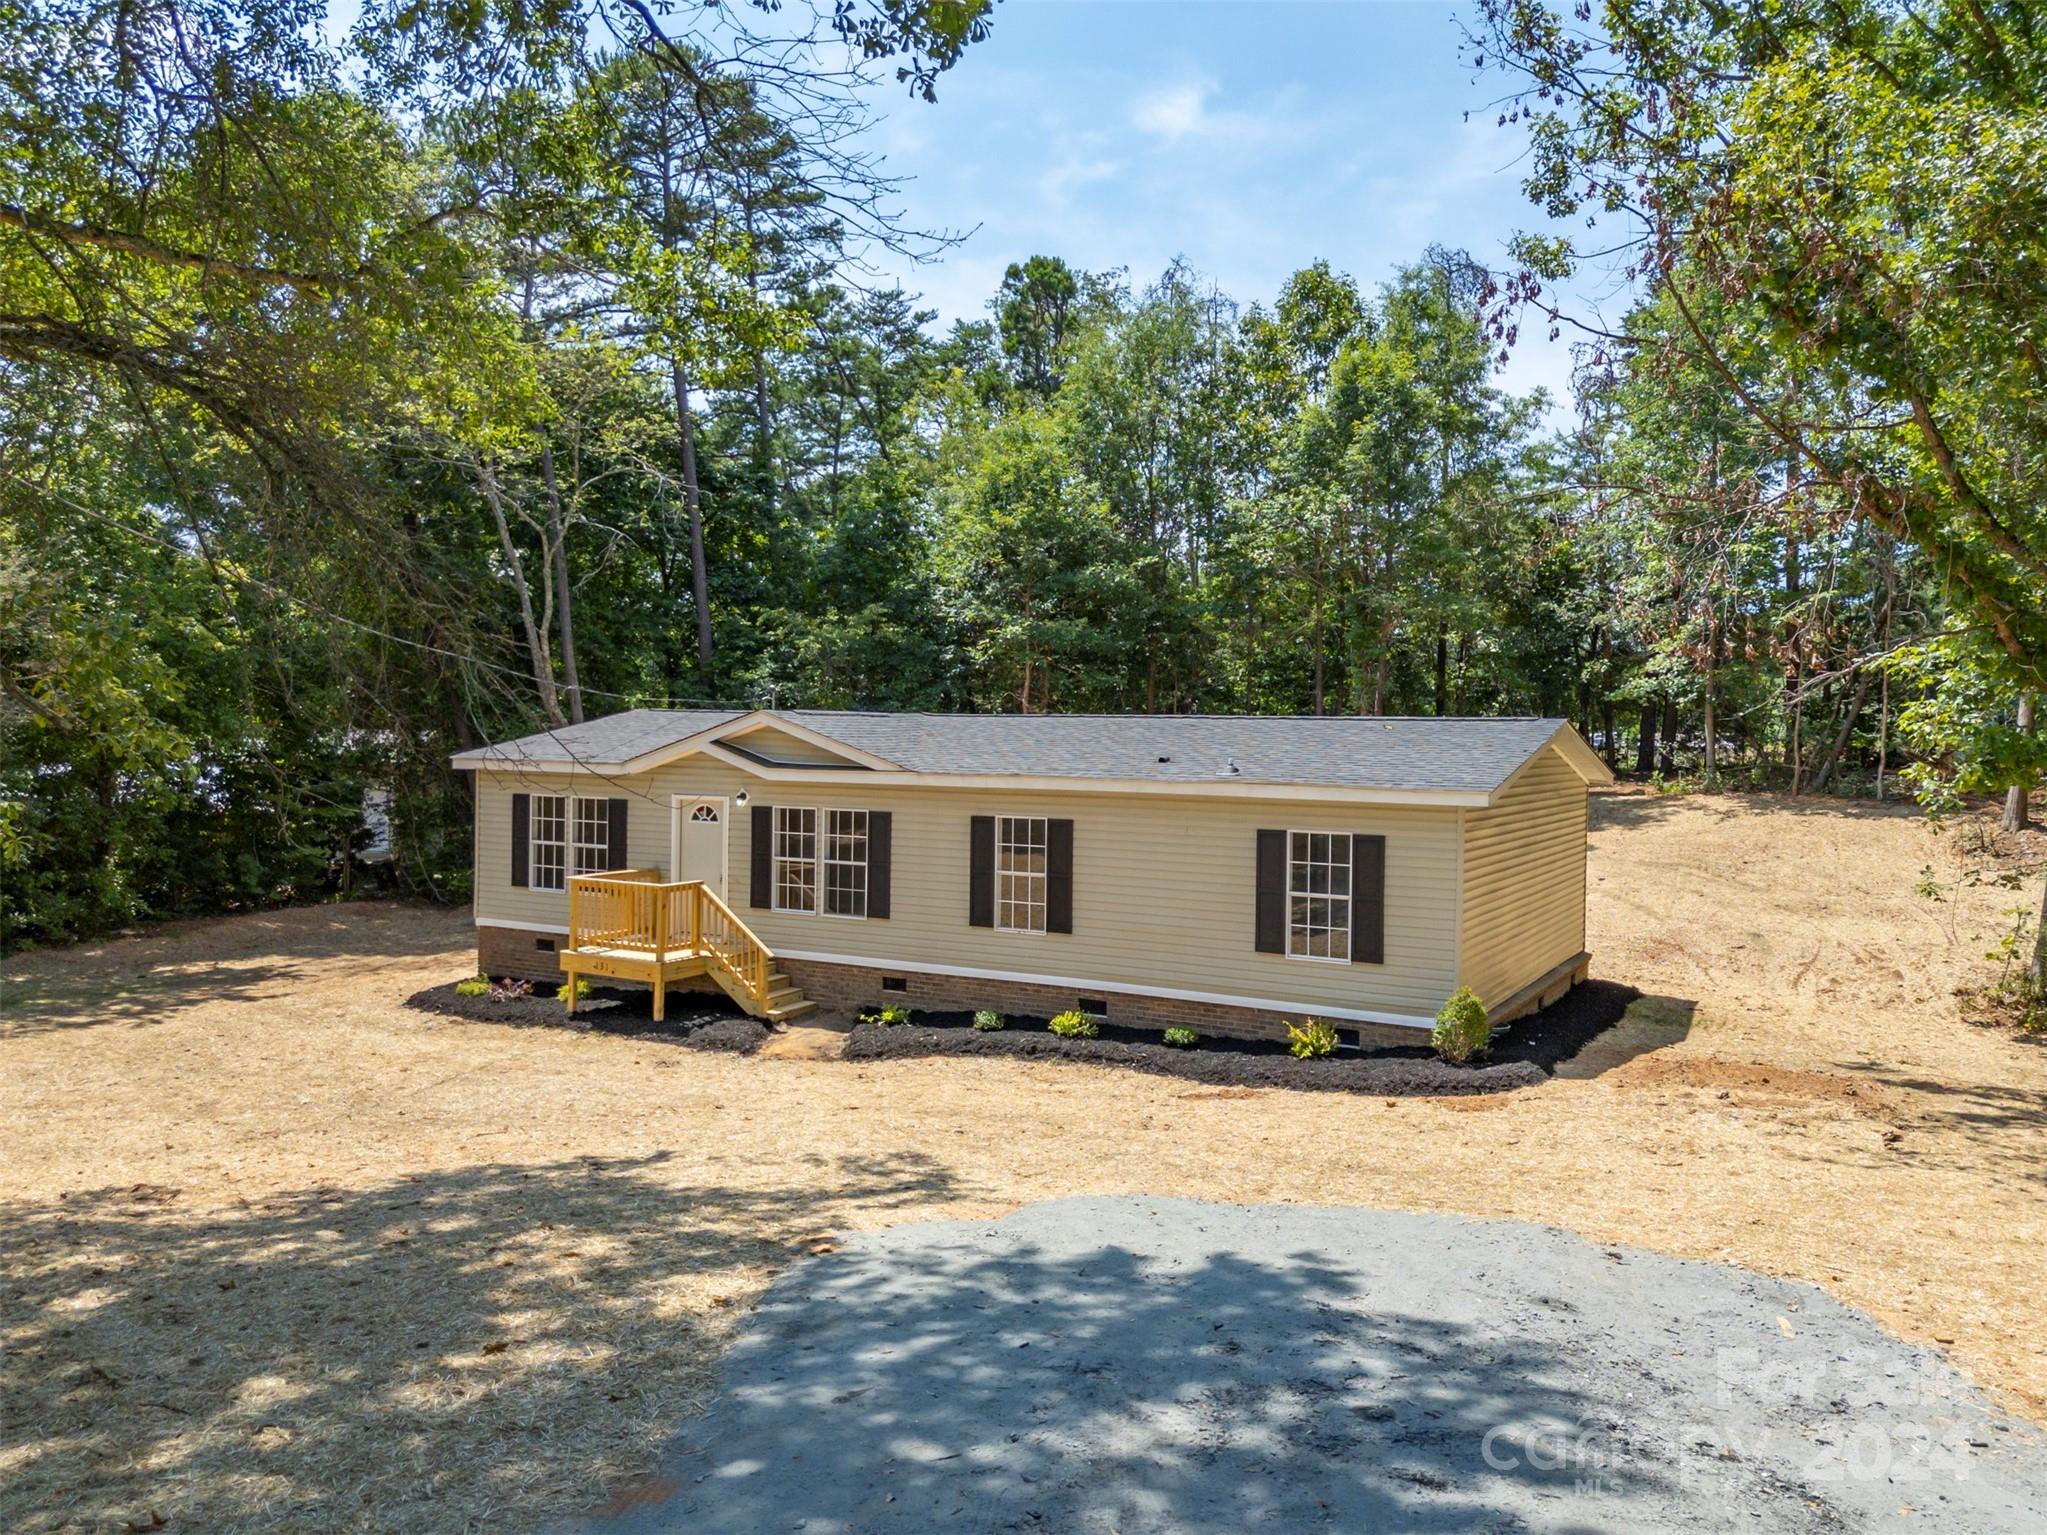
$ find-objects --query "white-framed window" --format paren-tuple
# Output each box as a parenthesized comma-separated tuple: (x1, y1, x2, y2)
(996, 815, 1048, 934)
(823, 809, 868, 919)
(531, 794, 613, 891)
(573, 796, 612, 875)
(773, 806, 818, 913)
(531, 794, 568, 891)
(1287, 830, 1351, 961)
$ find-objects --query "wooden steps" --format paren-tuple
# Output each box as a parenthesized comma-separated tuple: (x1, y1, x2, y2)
(562, 874, 809, 1024)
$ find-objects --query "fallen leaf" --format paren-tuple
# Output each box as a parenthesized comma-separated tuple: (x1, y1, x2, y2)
(482, 1341, 509, 1356)
(1776, 1316, 1796, 1339)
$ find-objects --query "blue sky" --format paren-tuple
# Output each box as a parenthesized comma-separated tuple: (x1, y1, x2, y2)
(855, 0, 1611, 419)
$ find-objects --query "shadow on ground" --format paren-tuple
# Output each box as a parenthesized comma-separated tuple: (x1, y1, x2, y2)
(0, 902, 464, 1037)
(567, 1199, 2047, 1535)
(1551, 993, 1696, 1080)
(1588, 787, 1929, 832)
(0, 1152, 970, 1535)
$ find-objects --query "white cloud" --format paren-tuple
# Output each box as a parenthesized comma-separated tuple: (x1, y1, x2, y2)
(1038, 156, 1125, 204)
(1131, 79, 1213, 140)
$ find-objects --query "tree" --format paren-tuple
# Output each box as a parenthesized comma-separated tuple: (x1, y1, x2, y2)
(1477, 0, 2047, 989)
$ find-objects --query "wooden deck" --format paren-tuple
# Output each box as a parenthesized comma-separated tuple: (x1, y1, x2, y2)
(560, 872, 814, 1024)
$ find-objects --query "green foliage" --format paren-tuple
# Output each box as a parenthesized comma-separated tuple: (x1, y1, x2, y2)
(10, 0, 2038, 972)
(1162, 1026, 1200, 1049)
(972, 1009, 1005, 1031)
(557, 978, 590, 1003)
(862, 1003, 911, 1027)
(1286, 1018, 1339, 1059)
(1432, 987, 1490, 1065)
(455, 976, 491, 998)
(1047, 1009, 1099, 1039)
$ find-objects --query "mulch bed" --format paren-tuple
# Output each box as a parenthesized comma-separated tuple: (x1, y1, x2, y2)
(405, 981, 771, 1054)
(842, 980, 1640, 1097)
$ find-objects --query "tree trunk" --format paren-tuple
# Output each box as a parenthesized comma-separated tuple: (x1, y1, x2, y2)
(1807, 668, 1873, 796)
(1599, 621, 1616, 768)
(1311, 600, 1325, 715)
(1635, 703, 1657, 775)
(540, 446, 584, 724)
(670, 355, 714, 670)
(1434, 623, 1448, 716)
(1784, 517, 1802, 788)
(1659, 695, 1677, 774)
(476, 455, 564, 725)
(1703, 621, 1719, 788)
(2005, 693, 2037, 833)
(2030, 875, 2047, 995)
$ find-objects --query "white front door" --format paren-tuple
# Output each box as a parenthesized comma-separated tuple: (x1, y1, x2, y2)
(674, 797, 729, 899)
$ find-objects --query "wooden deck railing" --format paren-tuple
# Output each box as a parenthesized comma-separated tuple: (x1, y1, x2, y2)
(693, 882, 771, 1010)
(566, 874, 772, 1011)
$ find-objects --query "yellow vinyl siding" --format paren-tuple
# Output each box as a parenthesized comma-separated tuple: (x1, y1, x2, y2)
(1457, 745, 1588, 1009)
(473, 763, 1464, 1021)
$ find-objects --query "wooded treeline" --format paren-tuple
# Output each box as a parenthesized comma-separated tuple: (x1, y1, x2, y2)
(3, 0, 2042, 978)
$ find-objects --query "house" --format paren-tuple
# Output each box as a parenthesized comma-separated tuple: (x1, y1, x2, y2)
(451, 710, 1613, 1043)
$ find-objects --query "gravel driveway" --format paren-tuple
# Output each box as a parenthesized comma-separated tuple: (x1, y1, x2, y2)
(559, 1197, 2045, 1535)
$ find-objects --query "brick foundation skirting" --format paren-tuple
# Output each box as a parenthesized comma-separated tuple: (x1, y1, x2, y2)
(470, 925, 1553, 1047)
(775, 956, 1431, 1049)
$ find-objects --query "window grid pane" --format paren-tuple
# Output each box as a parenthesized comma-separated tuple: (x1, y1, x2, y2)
(572, 796, 611, 875)
(531, 795, 567, 892)
(774, 807, 818, 913)
(824, 809, 867, 919)
(1287, 831, 1352, 960)
(996, 816, 1048, 934)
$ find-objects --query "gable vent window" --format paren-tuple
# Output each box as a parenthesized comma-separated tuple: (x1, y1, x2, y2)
(773, 807, 818, 914)
(996, 815, 1049, 934)
(1287, 831, 1352, 961)
(824, 809, 869, 919)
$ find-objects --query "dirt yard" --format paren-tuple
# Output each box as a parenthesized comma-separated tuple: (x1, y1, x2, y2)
(4, 791, 2044, 1535)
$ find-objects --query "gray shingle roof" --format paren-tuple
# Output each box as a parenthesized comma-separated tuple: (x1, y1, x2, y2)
(455, 709, 1596, 796)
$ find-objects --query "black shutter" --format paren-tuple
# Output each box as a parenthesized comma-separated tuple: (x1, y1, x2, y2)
(868, 811, 892, 920)
(1350, 833, 1385, 965)
(511, 793, 531, 888)
(751, 804, 773, 908)
(968, 815, 995, 928)
(1254, 829, 1286, 954)
(1046, 818, 1074, 934)
(607, 798, 629, 870)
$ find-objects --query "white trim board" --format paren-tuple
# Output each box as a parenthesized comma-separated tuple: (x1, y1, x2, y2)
(469, 918, 1437, 1028)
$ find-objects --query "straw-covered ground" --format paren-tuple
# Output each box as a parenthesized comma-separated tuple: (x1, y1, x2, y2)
(4, 790, 2044, 1535)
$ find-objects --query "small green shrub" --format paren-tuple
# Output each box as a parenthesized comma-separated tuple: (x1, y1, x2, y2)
(1162, 1026, 1199, 1049)
(861, 1003, 912, 1026)
(1432, 985, 1490, 1064)
(455, 975, 489, 999)
(1286, 1018, 1339, 1059)
(1048, 1009, 1099, 1039)
(972, 1009, 1006, 1031)
(557, 978, 590, 1003)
